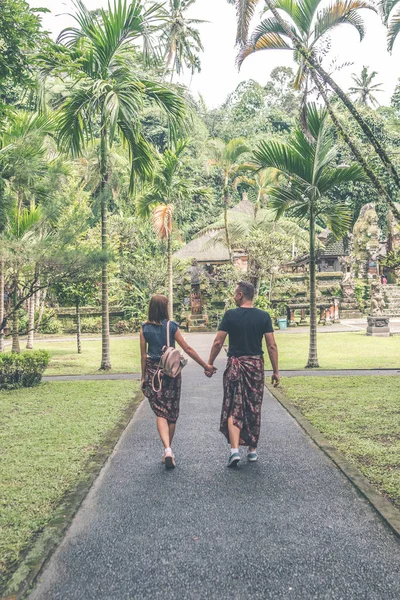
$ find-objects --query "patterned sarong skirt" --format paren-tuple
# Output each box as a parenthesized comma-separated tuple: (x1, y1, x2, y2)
(220, 355, 265, 448)
(142, 358, 182, 423)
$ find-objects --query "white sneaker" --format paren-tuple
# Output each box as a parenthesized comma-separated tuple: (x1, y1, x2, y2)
(247, 451, 258, 462)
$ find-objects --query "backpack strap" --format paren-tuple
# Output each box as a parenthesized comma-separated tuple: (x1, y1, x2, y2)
(151, 360, 163, 393)
(166, 320, 171, 348)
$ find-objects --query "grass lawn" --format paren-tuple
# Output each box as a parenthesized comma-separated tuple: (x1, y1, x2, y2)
(272, 331, 400, 369)
(0, 380, 140, 588)
(36, 337, 141, 376)
(280, 376, 400, 509)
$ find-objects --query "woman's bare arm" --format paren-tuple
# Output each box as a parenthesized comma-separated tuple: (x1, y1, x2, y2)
(139, 327, 147, 380)
(175, 329, 216, 373)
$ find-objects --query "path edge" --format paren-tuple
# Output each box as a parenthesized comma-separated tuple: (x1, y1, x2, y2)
(1, 389, 144, 600)
(266, 383, 400, 539)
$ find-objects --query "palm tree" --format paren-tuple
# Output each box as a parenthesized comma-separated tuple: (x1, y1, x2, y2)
(7, 203, 42, 353)
(234, 168, 278, 217)
(42, 0, 186, 369)
(161, 0, 206, 82)
(206, 138, 249, 263)
(379, 0, 400, 51)
(349, 66, 383, 107)
(252, 105, 367, 368)
(230, 0, 400, 208)
(0, 111, 56, 351)
(137, 140, 201, 318)
(0, 111, 55, 217)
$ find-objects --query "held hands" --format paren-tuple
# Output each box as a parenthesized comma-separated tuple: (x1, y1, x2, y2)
(271, 371, 280, 388)
(204, 364, 217, 378)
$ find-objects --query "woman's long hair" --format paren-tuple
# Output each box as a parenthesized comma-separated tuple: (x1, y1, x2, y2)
(147, 294, 169, 325)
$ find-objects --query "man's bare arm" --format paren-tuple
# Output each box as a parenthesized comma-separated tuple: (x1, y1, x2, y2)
(208, 331, 228, 366)
(265, 332, 280, 387)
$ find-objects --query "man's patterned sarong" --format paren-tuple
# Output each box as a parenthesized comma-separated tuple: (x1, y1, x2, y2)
(220, 355, 264, 448)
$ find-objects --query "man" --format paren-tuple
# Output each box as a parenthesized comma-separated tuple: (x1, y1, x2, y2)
(206, 281, 280, 467)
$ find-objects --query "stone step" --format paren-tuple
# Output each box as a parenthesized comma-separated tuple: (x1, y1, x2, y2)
(339, 310, 364, 318)
(188, 325, 209, 333)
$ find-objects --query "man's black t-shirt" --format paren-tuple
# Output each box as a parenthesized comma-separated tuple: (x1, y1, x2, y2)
(218, 307, 274, 357)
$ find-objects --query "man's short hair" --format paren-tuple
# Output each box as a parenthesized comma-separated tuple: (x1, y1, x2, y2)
(237, 281, 255, 300)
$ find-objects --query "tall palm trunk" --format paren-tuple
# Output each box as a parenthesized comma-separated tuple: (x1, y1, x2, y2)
(223, 180, 233, 264)
(0, 257, 4, 353)
(11, 280, 20, 354)
(311, 72, 400, 221)
(36, 287, 47, 332)
(26, 295, 35, 350)
(167, 235, 173, 320)
(254, 191, 261, 218)
(264, 0, 400, 196)
(76, 298, 82, 354)
(100, 120, 111, 370)
(306, 208, 319, 368)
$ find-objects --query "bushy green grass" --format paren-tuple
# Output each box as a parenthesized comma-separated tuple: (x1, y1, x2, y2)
(0, 380, 140, 587)
(272, 331, 400, 369)
(37, 337, 141, 376)
(280, 376, 400, 509)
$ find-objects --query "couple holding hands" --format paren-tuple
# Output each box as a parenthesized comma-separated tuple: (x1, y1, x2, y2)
(140, 281, 280, 470)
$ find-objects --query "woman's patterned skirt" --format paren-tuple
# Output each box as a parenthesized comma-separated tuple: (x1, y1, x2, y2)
(142, 358, 182, 424)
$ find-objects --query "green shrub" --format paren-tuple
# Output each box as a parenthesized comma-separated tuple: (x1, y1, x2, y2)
(0, 350, 50, 390)
(80, 317, 102, 333)
(110, 319, 139, 334)
(18, 313, 29, 335)
(18, 309, 63, 335)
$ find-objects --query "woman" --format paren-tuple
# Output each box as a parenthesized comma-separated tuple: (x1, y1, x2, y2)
(140, 294, 215, 469)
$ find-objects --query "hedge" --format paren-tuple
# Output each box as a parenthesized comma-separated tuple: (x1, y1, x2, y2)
(0, 350, 50, 390)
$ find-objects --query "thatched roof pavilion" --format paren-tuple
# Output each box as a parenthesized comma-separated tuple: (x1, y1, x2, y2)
(174, 197, 254, 270)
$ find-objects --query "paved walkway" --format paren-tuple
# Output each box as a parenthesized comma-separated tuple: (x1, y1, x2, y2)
(30, 340, 400, 599)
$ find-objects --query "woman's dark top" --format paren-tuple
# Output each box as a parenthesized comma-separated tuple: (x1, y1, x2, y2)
(218, 307, 273, 357)
(142, 320, 179, 360)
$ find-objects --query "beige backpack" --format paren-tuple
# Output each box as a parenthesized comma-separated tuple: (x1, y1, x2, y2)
(152, 321, 187, 392)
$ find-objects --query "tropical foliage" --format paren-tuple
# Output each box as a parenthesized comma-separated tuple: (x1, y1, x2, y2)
(349, 66, 384, 107)
(1, 0, 400, 372)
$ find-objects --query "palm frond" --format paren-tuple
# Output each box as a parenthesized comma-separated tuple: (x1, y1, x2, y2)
(237, 18, 293, 67)
(317, 200, 351, 238)
(313, 1, 375, 44)
(136, 186, 160, 218)
(317, 163, 368, 193)
(118, 124, 155, 190)
(378, 0, 398, 25)
(151, 203, 173, 239)
(252, 139, 312, 187)
(141, 80, 186, 131)
(268, 184, 310, 220)
(225, 138, 250, 163)
(274, 0, 318, 35)
(9, 202, 42, 240)
(231, 0, 262, 45)
(388, 8, 400, 50)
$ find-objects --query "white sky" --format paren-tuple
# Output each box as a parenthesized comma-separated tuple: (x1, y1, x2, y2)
(28, 0, 400, 108)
